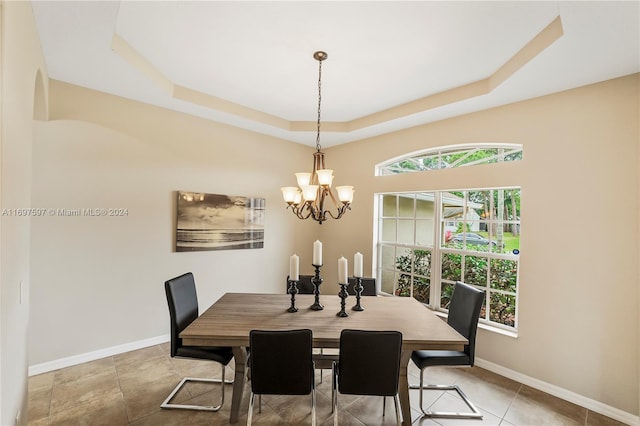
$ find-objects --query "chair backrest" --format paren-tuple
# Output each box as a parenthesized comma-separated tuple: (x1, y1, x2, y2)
(286, 276, 377, 296)
(249, 329, 314, 395)
(346, 277, 377, 296)
(286, 275, 316, 294)
(447, 281, 485, 364)
(337, 329, 402, 396)
(165, 272, 199, 357)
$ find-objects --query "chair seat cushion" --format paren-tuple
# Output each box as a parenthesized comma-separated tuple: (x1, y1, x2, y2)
(176, 346, 234, 365)
(411, 350, 470, 369)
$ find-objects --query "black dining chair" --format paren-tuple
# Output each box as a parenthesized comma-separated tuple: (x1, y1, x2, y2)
(285, 275, 378, 388)
(285, 275, 331, 384)
(247, 329, 316, 425)
(346, 277, 377, 296)
(162, 272, 234, 411)
(286, 274, 317, 294)
(410, 281, 485, 419)
(332, 329, 403, 425)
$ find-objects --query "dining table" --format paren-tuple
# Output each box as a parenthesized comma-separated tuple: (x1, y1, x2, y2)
(180, 292, 467, 425)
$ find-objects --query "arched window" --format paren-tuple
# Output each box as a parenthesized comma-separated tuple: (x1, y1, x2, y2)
(376, 143, 522, 176)
(375, 144, 522, 332)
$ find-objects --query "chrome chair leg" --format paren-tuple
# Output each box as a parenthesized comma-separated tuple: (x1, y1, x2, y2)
(393, 394, 402, 425)
(409, 368, 483, 419)
(247, 392, 255, 425)
(249, 377, 316, 425)
(161, 364, 232, 411)
(332, 362, 338, 425)
(311, 385, 317, 426)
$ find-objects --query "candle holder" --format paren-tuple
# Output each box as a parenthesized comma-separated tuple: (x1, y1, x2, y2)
(337, 283, 349, 317)
(310, 264, 324, 311)
(287, 279, 299, 313)
(352, 277, 364, 311)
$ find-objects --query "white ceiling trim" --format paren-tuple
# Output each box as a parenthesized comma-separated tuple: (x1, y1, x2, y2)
(111, 15, 564, 135)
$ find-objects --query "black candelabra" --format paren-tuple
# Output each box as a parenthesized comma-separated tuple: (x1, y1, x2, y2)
(352, 277, 364, 311)
(337, 283, 349, 317)
(310, 264, 324, 310)
(287, 279, 299, 313)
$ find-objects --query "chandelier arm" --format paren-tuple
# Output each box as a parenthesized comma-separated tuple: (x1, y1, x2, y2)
(326, 204, 350, 220)
(305, 200, 321, 220)
(291, 203, 314, 221)
(317, 187, 328, 218)
(326, 186, 340, 206)
(322, 187, 350, 220)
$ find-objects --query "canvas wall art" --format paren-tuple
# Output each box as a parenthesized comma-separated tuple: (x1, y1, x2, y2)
(176, 191, 265, 252)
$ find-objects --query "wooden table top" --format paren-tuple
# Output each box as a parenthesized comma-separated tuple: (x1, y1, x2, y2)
(181, 292, 467, 350)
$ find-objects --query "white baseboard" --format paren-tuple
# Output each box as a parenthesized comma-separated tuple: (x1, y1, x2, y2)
(28, 334, 170, 377)
(475, 358, 639, 426)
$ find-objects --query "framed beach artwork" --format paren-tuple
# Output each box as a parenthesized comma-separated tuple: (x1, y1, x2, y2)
(175, 191, 265, 252)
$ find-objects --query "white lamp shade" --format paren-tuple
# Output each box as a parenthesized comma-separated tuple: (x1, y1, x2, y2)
(302, 185, 318, 201)
(336, 186, 354, 203)
(281, 187, 300, 203)
(316, 169, 334, 186)
(295, 172, 311, 187)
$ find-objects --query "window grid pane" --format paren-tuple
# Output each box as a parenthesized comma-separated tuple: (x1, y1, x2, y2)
(377, 186, 520, 330)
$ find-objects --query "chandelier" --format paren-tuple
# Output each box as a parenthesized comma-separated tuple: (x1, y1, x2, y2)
(281, 51, 354, 225)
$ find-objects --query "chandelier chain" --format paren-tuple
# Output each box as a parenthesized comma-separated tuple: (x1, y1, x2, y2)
(316, 57, 322, 152)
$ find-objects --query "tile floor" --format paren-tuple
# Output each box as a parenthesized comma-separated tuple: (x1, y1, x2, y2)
(28, 343, 625, 426)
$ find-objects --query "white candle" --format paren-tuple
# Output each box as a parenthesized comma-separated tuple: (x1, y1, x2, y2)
(354, 252, 363, 278)
(313, 240, 323, 266)
(289, 254, 299, 281)
(338, 257, 348, 284)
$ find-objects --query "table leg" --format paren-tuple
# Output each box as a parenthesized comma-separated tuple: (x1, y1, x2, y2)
(230, 347, 248, 423)
(398, 350, 412, 426)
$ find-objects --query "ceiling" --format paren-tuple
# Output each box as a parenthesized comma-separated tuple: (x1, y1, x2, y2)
(31, 1, 639, 148)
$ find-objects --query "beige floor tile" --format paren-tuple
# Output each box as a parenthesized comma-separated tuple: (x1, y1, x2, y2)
(53, 357, 115, 385)
(129, 405, 222, 426)
(49, 369, 121, 416)
(116, 354, 175, 391)
(29, 344, 627, 426)
(48, 392, 128, 426)
(26, 416, 49, 426)
(448, 367, 520, 418)
(503, 385, 587, 426)
(28, 371, 55, 393)
(27, 387, 51, 423)
(586, 410, 628, 426)
(121, 374, 185, 422)
(113, 346, 164, 371)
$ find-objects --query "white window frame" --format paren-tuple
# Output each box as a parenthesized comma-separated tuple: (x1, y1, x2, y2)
(376, 143, 523, 176)
(375, 188, 520, 333)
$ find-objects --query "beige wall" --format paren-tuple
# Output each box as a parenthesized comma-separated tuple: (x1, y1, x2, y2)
(1, 2, 48, 424)
(321, 74, 639, 415)
(29, 81, 317, 364)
